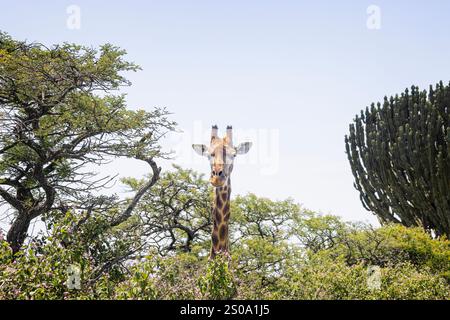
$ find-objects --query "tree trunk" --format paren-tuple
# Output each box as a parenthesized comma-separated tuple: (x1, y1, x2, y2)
(6, 211, 32, 254)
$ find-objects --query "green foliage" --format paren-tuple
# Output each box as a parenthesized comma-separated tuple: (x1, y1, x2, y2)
(335, 224, 450, 279)
(232, 194, 298, 243)
(277, 253, 449, 300)
(291, 209, 348, 252)
(1, 164, 449, 300)
(114, 258, 159, 300)
(0, 208, 147, 299)
(0, 219, 94, 299)
(114, 248, 208, 300)
(1, 194, 449, 300)
(198, 254, 236, 300)
(0, 32, 175, 253)
(121, 165, 212, 254)
(345, 82, 450, 237)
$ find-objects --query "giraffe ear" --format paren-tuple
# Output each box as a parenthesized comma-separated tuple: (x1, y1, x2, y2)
(235, 142, 252, 155)
(192, 144, 209, 156)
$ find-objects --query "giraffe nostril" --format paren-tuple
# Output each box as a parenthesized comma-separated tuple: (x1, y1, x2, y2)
(212, 170, 224, 177)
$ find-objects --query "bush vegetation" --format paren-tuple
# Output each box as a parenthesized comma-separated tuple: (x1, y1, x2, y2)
(1, 167, 449, 299)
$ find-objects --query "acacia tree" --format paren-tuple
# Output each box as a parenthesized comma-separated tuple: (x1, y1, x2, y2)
(122, 165, 212, 255)
(230, 194, 299, 286)
(345, 82, 449, 237)
(0, 32, 175, 253)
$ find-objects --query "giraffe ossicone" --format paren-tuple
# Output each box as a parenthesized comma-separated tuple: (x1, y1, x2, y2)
(192, 125, 252, 259)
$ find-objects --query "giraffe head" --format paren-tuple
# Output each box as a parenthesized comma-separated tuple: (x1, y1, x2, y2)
(192, 125, 252, 187)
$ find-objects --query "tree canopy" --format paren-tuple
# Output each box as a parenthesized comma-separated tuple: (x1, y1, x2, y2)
(0, 32, 175, 253)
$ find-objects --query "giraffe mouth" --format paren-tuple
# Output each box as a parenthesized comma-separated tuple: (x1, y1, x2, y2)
(210, 176, 226, 187)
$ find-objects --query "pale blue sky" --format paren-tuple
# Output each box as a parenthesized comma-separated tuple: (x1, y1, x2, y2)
(1, 1, 450, 224)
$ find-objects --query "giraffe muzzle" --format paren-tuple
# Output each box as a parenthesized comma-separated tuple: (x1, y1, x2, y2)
(210, 175, 226, 187)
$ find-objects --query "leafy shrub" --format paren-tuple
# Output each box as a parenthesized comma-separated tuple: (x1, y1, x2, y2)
(115, 251, 204, 300)
(277, 253, 449, 300)
(1, 193, 448, 300)
(198, 253, 236, 300)
(0, 236, 93, 300)
(331, 224, 450, 278)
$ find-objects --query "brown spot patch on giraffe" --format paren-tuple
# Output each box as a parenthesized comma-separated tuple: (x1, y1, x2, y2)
(214, 208, 222, 223)
(212, 233, 219, 247)
(223, 201, 230, 214)
(223, 212, 230, 222)
(216, 195, 223, 208)
(219, 224, 227, 240)
(221, 191, 228, 203)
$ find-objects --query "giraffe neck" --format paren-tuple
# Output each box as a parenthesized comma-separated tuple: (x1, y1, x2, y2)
(210, 177, 231, 259)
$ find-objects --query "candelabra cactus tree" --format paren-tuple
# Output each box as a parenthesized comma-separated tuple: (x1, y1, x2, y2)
(345, 82, 449, 238)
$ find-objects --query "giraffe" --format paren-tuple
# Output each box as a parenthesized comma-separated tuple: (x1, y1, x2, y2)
(192, 125, 252, 259)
